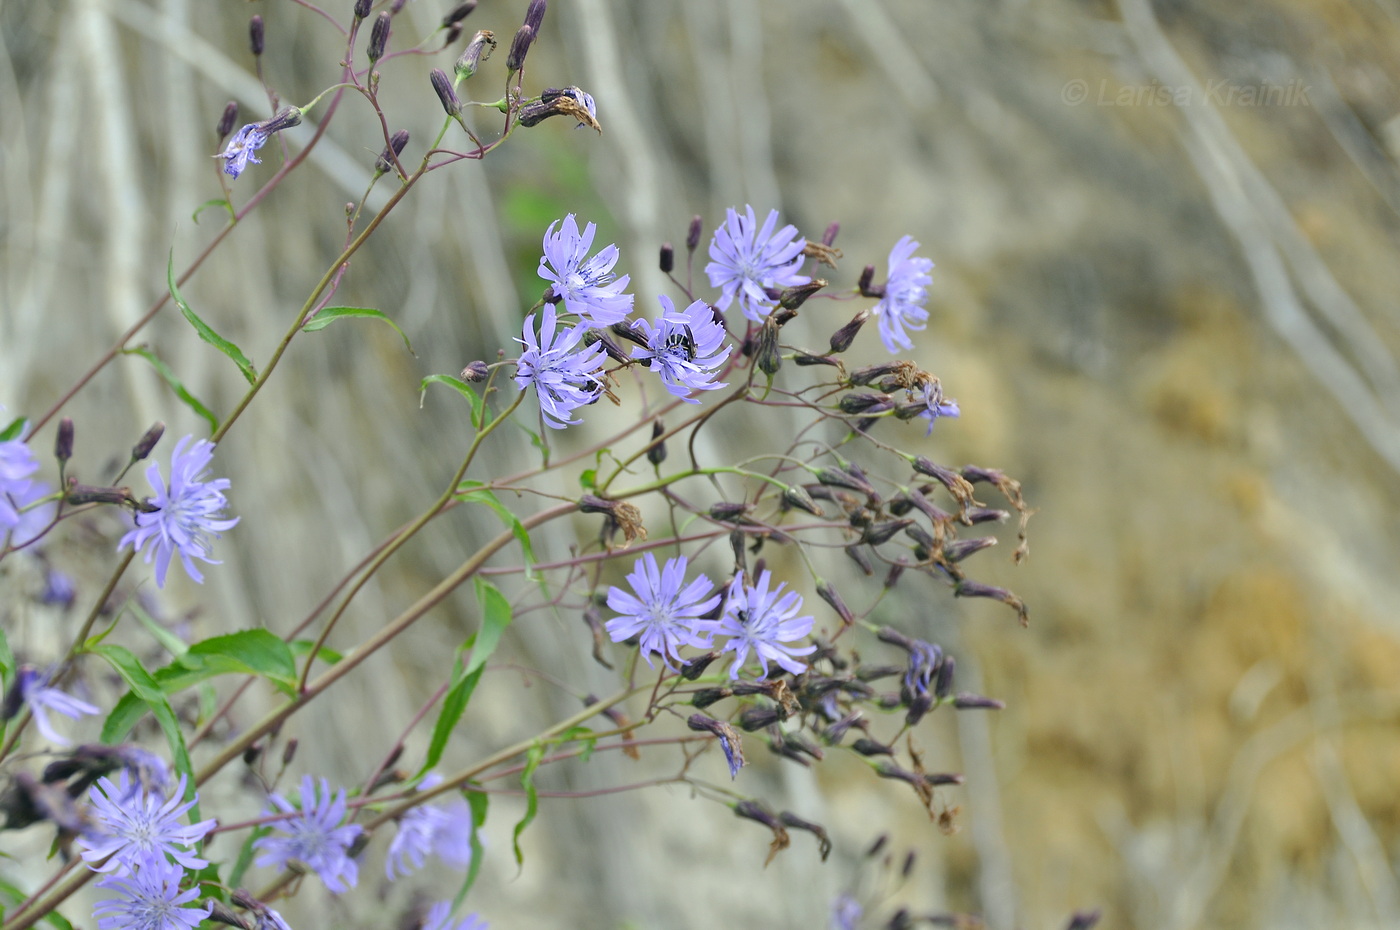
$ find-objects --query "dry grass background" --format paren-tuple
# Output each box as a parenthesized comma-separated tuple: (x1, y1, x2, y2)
(5, 0, 1400, 928)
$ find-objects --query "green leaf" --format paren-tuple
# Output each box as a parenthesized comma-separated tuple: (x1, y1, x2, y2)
(91, 644, 195, 805)
(579, 468, 597, 491)
(303, 307, 415, 355)
(125, 600, 189, 658)
(168, 250, 257, 385)
(454, 482, 537, 575)
(512, 741, 544, 866)
(290, 639, 342, 666)
(420, 374, 487, 429)
(421, 578, 513, 774)
(0, 627, 14, 692)
(161, 630, 298, 696)
(452, 790, 489, 908)
(559, 725, 598, 763)
(0, 876, 73, 930)
(0, 417, 27, 442)
(121, 347, 219, 433)
(193, 198, 235, 224)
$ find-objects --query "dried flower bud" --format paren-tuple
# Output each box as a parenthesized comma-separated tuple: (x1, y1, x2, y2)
(455, 29, 496, 80)
(430, 68, 461, 116)
(581, 329, 628, 364)
(829, 308, 869, 354)
(709, 501, 751, 522)
(934, 655, 955, 699)
(442, 1, 477, 26)
(281, 739, 298, 765)
(690, 687, 732, 709)
(242, 742, 263, 766)
(876, 626, 915, 650)
(687, 714, 746, 778)
(851, 738, 893, 757)
(216, 102, 240, 140)
(738, 706, 782, 731)
(53, 418, 74, 463)
(858, 265, 883, 298)
(778, 279, 826, 310)
(659, 242, 674, 273)
(753, 317, 782, 376)
(206, 900, 251, 930)
(779, 810, 832, 860)
(838, 392, 892, 415)
(844, 544, 874, 575)
(686, 216, 704, 252)
(460, 360, 489, 382)
(953, 579, 1028, 626)
(368, 11, 391, 61)
(729, 528, 747, 574)
(780, 484, 822, 516)
(523, 0, 547, 32)
(249, 15, 265, 56)
(942, 536, 997, 563)
(814, 466, 874, 496)
(505, 24, 534, 72)
(952, 691, 1005, 710)
(680, 651, 720, 680)
(66, 483, 134, 507)
(645, 419, 667, 466)
(793, 352, 839, 367)
(131, 422, 165, 462)
(816, 581, 853, 627)
(884, 558, 906, 588)
(353, 0, 371, 20)
(373, 129, 410, 176)
(912, 456, 975, 505)
(862, 519, 912, 547)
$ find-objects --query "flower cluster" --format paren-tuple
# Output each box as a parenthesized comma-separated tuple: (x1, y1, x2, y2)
(705, 205, 810, 321)
(386, 775, 475, 879)
(253, 775, 364, 894)
(513, 305, 607, 430)
(872, 235, 934, 354)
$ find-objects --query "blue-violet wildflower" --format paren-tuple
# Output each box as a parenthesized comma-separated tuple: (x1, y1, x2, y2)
(92, 858, 211, 930)
(630, 296, 731, 402)
(253, 776, 363, 894)
(80, 773, 214, 874)
(119, 436, 239, 589)
(874, 236, 934, 353)
(422, 901, 488, 930)
(606, 552, 720, 670)
(513, 305, 607, 430)
(705, 205, 809, 322)
(830, 893, 864, 930)
(714, 570, 816, 680)
(0, 437, 54, 547)
(914, 383, 959, 435)
(385, 775, 474, 879)
(15, 665, 99, 746)
(537, 215, 633, 325)
(216, 107, 303, 179)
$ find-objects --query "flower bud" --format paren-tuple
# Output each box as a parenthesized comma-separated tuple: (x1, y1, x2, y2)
(680, 651, 720, 680)
(822, 221, 840, 246)
(729, 528, 747, 574)
(1064, 909, 1103, 930)
(282, 739, 298, 765)
(131, 422, 165, 461)
(54, 418, 74, 463)
(505, 24, 534, 72)
(442, 0, 478, 26)
(962, 507, 1010, 525)
(65, 483, 133, 507)
(249, 15, 265, 56)
(862, 519, 912, 547)
(709, 501, 750, 522)
(659, 242, 674, 273)
(829, 308, 869, 353)
(646, 419, 667, 466)
(952, 692, 1005, 710)
(953, 579, 1028, 625)
(777, 279, 825, 310)
(844, 543, 873, 575)
(687, 714, 745, 778)
(353, 0, 371, 20)
(816, 582, 853, 627)
(368, 11, 391, 61)
(373, 129, 410, 176)
(754, 317, 782, 376)
(461, 360, 489, 382)
(738, 706, 782, 731)
(838, 392, 892, 415)
(430, 68, 461, 116)
(206, 901, 251, 930)
(455, 30, 496, 81)
(851, 738, 893, 757)
(912, 456, 975, 505)
(523, 0, 547, 32)
(793, 352, 839, 367)
(686, 215, 703, 251)
(216, 101, 239, 139)
(582, 329, 628, 364)
(780, 484, 822, 516)
(943, 536, 997, 563)
(858, 264, 882, 298)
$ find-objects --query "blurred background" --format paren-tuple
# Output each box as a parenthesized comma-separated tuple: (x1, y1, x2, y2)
(5, 0, 1400, 928)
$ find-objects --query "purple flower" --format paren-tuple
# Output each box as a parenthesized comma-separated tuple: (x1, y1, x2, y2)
(216, 107, 303, 179)
(630, 296, 731, 402)
(605, 553, 720, 670)
(913, 383, 959, 435)
(0, 438, 54, 547)
(537, 215, 633, 325)
(422, 901, 488, 930)
(80, 773, 214, 875)
(513, 305, 607, 430)
(874, 236, 933, 353)
(15, 665, 99, 746)
(705, 205, 809, 322)
(830, 893, 863, 930)
(253, 776, 363, 894)
(119, 436, 239, 588)
(714, 570, 816, 680)
(92, 858, 211, 930)
(385, 775, 475, 879)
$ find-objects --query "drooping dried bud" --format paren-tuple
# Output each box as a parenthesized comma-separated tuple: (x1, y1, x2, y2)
(793, 352, 839, 367)
(640, 419, 667, 467)
(368, 11, 391, 61)
(779, 811, 832, 860)
(66, 483, 135, 507)
(216, 102, 240, 140)
(461, 360, 489, 382)
(953, 579, 1028, 626)
(858, 264, 882, 297)
(912, 456, 975, 506)
(816, 582, 853, 627)
(523, 0, 547, 32)
(814, 466, 875, 496)
(754, 317, 782, 376)
(962, 507, 1010, 525)
(505, 24, 534, 72)
(777, 279, 826, 310)
(442, 0, 478, 26)
(659, 242, 674, 273)
(942, 536, 997, 563)
(430, 68, 461, 116)
(687, 714, 746, 778)
(373, 129, 410, 176)
(829, 308, 869, 354)
(353, 0, 372, 21)
(249, 16, 265, 56)
(54, 418, 74, 463)
(454, 29, 496, 80)
(863, 519, 913, 547)
(686, 215, 703, 251)
(876, 626, 915, 651)
(952, 692, 1005, 710)
(844, 544, 874, 575)
(772, 306, 799, 326)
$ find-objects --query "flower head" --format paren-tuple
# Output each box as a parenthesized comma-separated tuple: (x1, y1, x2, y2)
(119, 436, 239, 588)
(385, 775, 475, 879)
(605, 553, 720, 670)
(13, 665, 99, 746)
(705, 205, 809, 322)
(913, 382, 959, 435)
(0, 437, 54, 547)
(216, 107, 303, 179)
(873, 236, 933, 353)
(253, 776, 363, 894)
(714, 570, 816, 680)
(830, 893, 864, 930)
(93, 858, 211, 930)
(537, 215, 633, 325)
(422, 901, 488, 930)
(630, 296, 731, 402)
(80, 773, 214, 875)
(513, 305, 607, 430)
